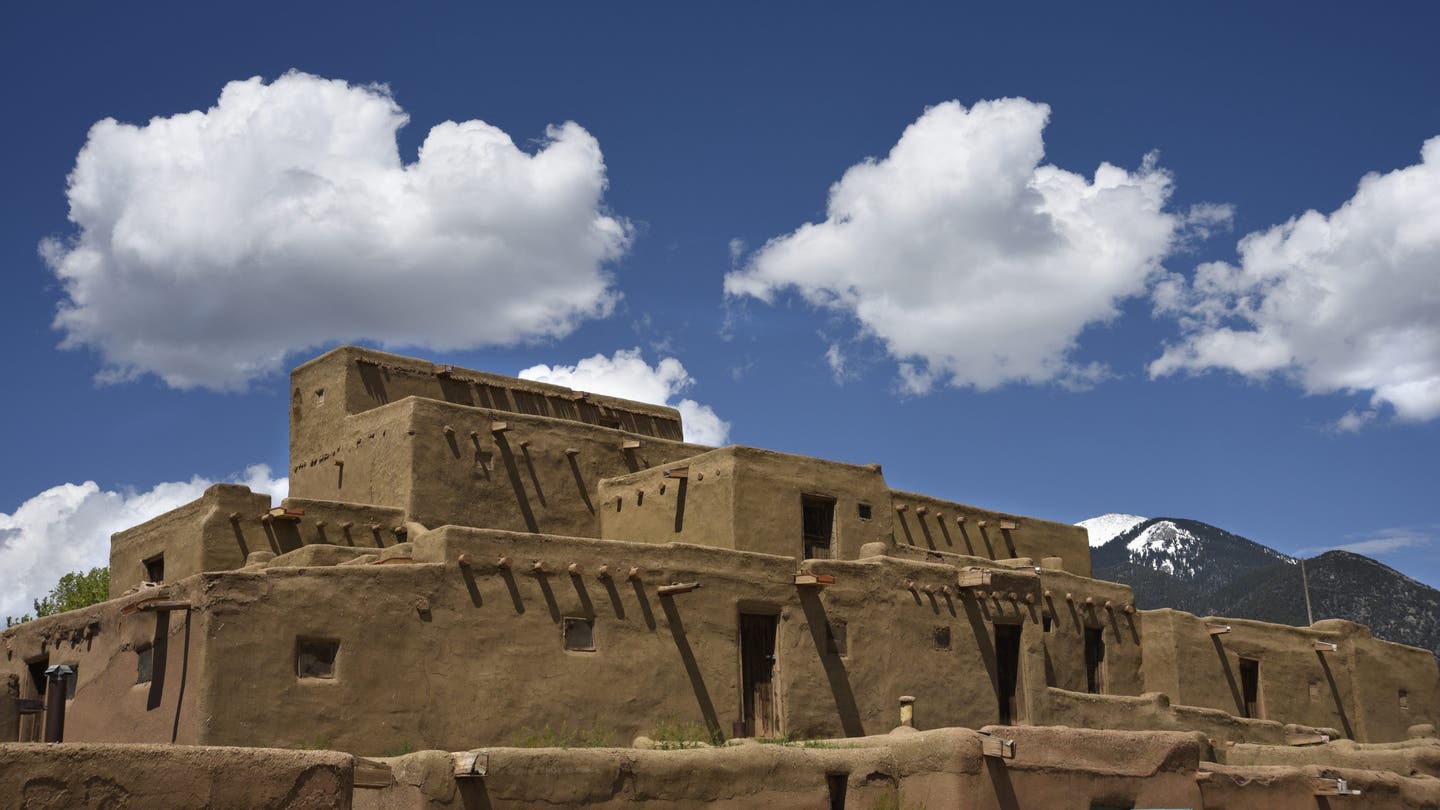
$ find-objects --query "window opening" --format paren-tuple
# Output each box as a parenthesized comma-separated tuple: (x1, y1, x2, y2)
(995, 624, 1022, 725)
(857, 503, 872, 521)
(297, 639, 339, 679)
(137, 646, 154, 684)
(802, 495, 836, 560)
(563, 618, 596, 652)
(143, 554, 164, 584)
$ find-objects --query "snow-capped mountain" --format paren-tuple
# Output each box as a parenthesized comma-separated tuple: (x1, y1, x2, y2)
(1076, 513, 1146, 548)
(1077, 514, 1440, 659)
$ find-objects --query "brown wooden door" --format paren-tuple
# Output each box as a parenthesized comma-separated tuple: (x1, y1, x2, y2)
(740, 613, 779, 737)
(995, 624, 1021, 725)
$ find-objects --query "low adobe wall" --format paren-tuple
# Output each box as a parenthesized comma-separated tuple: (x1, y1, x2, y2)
(0, 743, 352, 809)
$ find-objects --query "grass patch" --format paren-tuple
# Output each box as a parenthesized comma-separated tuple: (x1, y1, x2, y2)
(649, 719, 724, 749)
(511, 721, 611, 749)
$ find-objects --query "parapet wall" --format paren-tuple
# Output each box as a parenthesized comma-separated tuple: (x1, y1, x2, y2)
(889, 490, 1091, 577)
(290, 346, 686, 467)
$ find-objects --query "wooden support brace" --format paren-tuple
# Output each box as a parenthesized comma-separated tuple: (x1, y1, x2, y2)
(1314, 640, 1338, 652)
(443, 425, 455, 435)
(457, 554, 473, 568)
(628, 566, 644, 581)
(658, 581, 700, 596)
(1123, 604, 1135, 615)
(531, 561, 547, 574)
(977, 520, 988, 528)
(895, 504, 907, 513)
(915, 506, 928, 516)
(663, 465, 689, 479)
(497, 556, 513, 570)
(955, 515, 966, 525)
(565, 447, 581, 456)
(568, 563, 583, 575)
(1207, 623, 1232, 635)
(1313, 777, 1361, 796)
(596, 565, 610, 579)
(794, 574, 836, 587)
(490, 421, 511, 433)
(999, 520, 1019, 530)
(228, 512, 242, 522)
(622, 439, 642, 450)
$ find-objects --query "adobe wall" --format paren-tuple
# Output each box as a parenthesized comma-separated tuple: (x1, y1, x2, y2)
(290, 396, 708, 538)
(290, 346, 685, 467)
(1137, 610, 1440, 743)
(0, 743, 353, 809)
(109, 483, 273, 596)
(889, 489, 1091, 577)
(161, 527, 1149, 755)
(597, 446, 895, 560)
(1, 583, 211, 746)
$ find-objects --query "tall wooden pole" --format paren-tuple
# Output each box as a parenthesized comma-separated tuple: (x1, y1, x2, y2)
(1301, 558, 1315, 626)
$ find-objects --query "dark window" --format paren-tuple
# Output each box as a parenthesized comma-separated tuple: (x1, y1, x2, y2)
(143, 554, 164, 584)
(1239, 658, 1261, 718)
(802, 495, 836, 559)
(1400, 690, 1409, 711)
(1084, 627, 1105, 694)
(297, 639, 339, 679)
(1042, 614, 1052, 633)
(136, 646, 153, 684)
(827, 621, 848, 656)
(28, 657, 48, 697)
(857, 503, 873, 521)
(563, 618, 596, 652)
(933, 626, 952, 650)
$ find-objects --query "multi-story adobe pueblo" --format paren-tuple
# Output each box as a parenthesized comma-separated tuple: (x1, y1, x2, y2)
(5, 346, 1440, 808)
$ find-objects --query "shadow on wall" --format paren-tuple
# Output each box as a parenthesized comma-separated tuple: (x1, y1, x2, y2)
(658, 595, 722, 740)
(144, 608, 193, 743)
(1317, 650, 1355, 739)
(494, 434, 539, 533)
(798, 590, 865, 737)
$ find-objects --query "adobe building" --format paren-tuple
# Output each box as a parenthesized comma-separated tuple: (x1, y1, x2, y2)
(4, 345, 1440, 809)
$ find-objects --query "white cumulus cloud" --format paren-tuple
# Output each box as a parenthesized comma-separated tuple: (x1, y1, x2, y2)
(518, 349, 730, 445)
(725, 98, 1199, 391)
(42, 71, 631, 391)
(1, 466, 286, 621)
(1151, 136, 1440, 425)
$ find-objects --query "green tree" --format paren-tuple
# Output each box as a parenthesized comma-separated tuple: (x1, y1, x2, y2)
(5, 567, 110, 627)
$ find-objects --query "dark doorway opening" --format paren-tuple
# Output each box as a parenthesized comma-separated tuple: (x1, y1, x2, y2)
(740, 613, 780, 737)
(995, 623, 1022, 725)
(802, 496, 835, 559)
(1084, 627, 1106, 694)
(826, 773, 848, 810)
(1239, 658, 1261, 718)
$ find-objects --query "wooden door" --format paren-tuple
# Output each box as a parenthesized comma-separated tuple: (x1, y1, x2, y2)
(740, 613, 780, 737)
(995, 624, 1021, 725)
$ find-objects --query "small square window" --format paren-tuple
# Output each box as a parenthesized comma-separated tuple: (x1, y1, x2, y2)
(1042, 615, 1052, 633)
(857, 503, 873, 521)
(297, 638, 339, 679)
(828, 620, 848, 656)
(136, 646, 154, 684)
(932, 626, 952, 650)
(143, 554, 164, 584)
(563, 618, 595, 652)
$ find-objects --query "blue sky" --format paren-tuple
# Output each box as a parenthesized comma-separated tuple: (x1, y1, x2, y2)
(3, 3, 1439, 615)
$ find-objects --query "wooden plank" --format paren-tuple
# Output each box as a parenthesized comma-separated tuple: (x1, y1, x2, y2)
(452, 750, 488, 777)
(137, 601, 192, 612)
(15, 698, 44, 715)
(794, 574, 836, 586)
(1206, 623, 1232, 635)
(663, 465, 689, 479)
(998, 520, 1019, 530)
(622, 439, 642, 450)
(267, 506, 305, 520)
(489, 421, 511, 433)
(657, 581, 700, 595)
(1286, 732, 1330, 746)
(1313, 777, 1360, 796)
(353, 757, 395, 789)
(957, 569, 993, 588)
(1313, 640, 1338, 652)
(980, 734, 1015, 759)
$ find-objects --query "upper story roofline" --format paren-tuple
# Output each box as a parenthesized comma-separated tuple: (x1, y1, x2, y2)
(290, 345, 685, 446)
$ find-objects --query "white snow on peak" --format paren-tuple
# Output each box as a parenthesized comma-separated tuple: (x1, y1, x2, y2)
(1125, 520, 1203, 578)
(1077, 513, 1148, 548)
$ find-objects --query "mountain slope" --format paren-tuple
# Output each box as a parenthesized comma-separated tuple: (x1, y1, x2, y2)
(1082, 515, 1440, 659)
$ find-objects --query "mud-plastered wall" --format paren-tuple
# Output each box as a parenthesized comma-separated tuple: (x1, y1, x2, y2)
(597, 449, 738, 550)
(889, 489, 1091, 577)
(1133, 610, 1440, 742)
(110, 484, 273, 596)
(1, 583, 210, 745)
